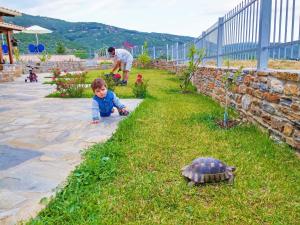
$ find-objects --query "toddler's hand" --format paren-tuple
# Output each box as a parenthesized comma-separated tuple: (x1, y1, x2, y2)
(119, 108, 129, 116)
(91, 120, 100, 124)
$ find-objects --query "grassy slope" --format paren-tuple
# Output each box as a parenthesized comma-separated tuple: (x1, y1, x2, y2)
(30, 68, 299, 225)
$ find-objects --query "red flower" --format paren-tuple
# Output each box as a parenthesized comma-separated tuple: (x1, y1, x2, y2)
(135, 74, 143, 85)
(114, 73, 121, 79)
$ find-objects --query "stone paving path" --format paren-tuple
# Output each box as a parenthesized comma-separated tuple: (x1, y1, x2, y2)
(0, 73, 142, 225)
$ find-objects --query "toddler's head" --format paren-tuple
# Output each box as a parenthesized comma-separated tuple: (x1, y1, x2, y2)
(91, 78, 107, 98)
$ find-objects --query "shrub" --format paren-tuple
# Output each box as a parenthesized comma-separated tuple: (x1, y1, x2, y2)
(52, 68, 61, 78)
(101, 72, 121, 91)
(51, 71, 87, 97)
(132, 74, 148, 98)
(137, 42, 151, 68)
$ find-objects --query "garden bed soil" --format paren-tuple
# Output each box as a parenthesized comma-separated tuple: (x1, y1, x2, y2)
(216, 119, 240, 129)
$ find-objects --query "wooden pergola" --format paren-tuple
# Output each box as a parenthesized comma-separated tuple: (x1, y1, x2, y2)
(0, 7, 24, 64)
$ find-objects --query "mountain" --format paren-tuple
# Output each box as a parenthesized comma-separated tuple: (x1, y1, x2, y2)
(6, 14, 195, 55)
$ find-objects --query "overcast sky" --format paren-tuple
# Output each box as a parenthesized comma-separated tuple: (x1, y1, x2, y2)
(1, 0, 243, 37)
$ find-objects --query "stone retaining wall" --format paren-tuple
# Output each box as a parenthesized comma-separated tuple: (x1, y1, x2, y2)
(151, 60, 300, 151)
(0, 61, 87, 82)
(23, 61, 86, 74)
(0, 64, 23, 83)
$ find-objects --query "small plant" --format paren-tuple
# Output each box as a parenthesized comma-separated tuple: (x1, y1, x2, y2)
(137, 42, 151, 68)
(13, 48, 21, 62)
(38, 51, 51, 63)
(222, 60, 243, 128)
(180, 45, 205, 93)
(132, 74, 148, 98)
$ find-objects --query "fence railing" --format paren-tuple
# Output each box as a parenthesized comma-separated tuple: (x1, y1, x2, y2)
(129, 0, 300, 70)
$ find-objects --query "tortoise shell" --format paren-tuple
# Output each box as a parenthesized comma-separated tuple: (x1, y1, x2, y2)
(181, 157, 235, 184)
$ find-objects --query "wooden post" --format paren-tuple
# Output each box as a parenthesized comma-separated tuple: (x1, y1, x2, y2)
(6, 31, 14, 64)
(0, 34, 3, 64)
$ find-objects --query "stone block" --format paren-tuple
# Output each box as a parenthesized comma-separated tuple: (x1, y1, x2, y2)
(270, 78, 284, 93)
(263, 93, 280, 103)
(242, 95, 252, 111)
(259, 83, 269, 92)
(269, 129, 284, 143)
(251, 98, 261, 106)
(280, 97, 293, 107)
(253, 90, 263, 99)
(261, 101, 276, 115)
(251, 82, 260, 89)
(257, 71, 269, 76)
(246, 87, 254, 95)
(244, 75, 253, 86)
(250, 105, 262, 117)
(208, 82, 215, 89)
(270, 117, 285, 132)
(239, 85, 247, 94)
(271, 72, 300, 82)
(283, 123, 294, 137)
(262, 112, 272, 125)
(284, 83, 299, 96)
(291, 103, 300, 111)
(258, 77, 268, 83)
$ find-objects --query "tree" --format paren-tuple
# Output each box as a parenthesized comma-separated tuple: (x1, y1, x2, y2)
(180, 45, 205, 93)
(56, 42, 66, 54)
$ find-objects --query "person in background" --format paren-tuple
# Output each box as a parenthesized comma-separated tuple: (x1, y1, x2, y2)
(11, 36, 19, 51)
(108, 47, 133, 86)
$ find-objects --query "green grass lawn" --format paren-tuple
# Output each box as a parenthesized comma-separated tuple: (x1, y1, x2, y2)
(30, 68, 300, 224)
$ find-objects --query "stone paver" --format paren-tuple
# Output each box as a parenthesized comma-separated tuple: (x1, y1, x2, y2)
(0, 73, 142, 225)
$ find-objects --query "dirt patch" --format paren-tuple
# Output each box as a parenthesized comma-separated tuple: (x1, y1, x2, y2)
(216, 119, 240, 129)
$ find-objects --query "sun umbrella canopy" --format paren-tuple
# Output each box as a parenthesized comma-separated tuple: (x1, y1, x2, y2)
(21, 25, 52, 45)
(22, 25, 52, 34)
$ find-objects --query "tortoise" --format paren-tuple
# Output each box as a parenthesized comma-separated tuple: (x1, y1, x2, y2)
(181, 157, 236, 186)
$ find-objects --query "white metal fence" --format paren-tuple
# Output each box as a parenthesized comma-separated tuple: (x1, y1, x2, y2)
(129, 0, 300, 70)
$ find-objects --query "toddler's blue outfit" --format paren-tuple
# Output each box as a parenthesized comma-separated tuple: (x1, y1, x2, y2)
(92, 90, 125, 120)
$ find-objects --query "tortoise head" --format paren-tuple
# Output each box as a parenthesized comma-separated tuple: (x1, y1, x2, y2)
(227, 166, 236, 172)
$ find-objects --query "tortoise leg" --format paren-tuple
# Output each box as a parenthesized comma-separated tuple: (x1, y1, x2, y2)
(188, 181, 196, 187)
(228, 172, 234, 185)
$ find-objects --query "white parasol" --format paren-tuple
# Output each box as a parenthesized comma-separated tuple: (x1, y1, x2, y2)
(21, 25, 52, 45)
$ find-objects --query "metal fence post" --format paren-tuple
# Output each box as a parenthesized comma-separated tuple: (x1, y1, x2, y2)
(183, 43, 186, 62)
(217, 17, 224, 67)
(176, 42, 179, 65)
(201, 32, 206, 66)
(166, 44, 169, 62)
(171, 45, 174, 61)
(257, 0, 272, 70)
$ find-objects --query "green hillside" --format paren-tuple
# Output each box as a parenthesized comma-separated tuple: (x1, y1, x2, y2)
(6, 14, 194, 55)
